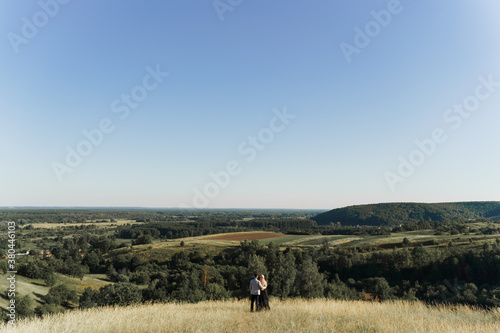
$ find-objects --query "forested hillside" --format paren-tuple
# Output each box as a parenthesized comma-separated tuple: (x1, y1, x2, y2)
(312, 202, 500, 226)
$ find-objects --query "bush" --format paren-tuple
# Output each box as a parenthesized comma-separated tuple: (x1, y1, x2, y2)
(44, 271, 56, 286)
(17, 295, 35, 319)
(133, 235, 153, 245)
(98, 283, 142, 306)
(325, 282, 357, 300)
(45, 284, 78, 306)
(18, 260, 42, 279)
(35, 304, 65, 318)
(205, 283, 229, 300)
(130, 271, 150, 285)
(79, 287, 100, 309)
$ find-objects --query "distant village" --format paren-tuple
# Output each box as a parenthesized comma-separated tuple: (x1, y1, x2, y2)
(2, 249, 85, 259)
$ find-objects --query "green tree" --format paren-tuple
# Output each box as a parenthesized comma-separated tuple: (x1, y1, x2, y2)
(79, 287, 100, 308)
(130, 271, 150, 285)
(266, 242, 279, 269)
(362, 277, 395, 300)
(143, 273, 170, 302)
(247, 254, 268, 279)
(171, 270, 206, 302)
(98, 283, 142, 306)
(17, 295, 35, 319)
(412, 245, 431, 268)
(45, 284, 78, 306)
(44, 270, 56, 287)
(35, 304, 64, 317)
(82, 252, 101, 273)
(321, 238, 330, 255)
(325, 280, 357, 300)
(62, 258, 86, 279)
(274, 251, 297, 299)
(133, 235, 153, 245)
(19, 259, 41, 279)
(205, 283, 229, 300)
(295, 256, 326, 298)
(460, 283, 478, 303)
(0, 260, 8, 274)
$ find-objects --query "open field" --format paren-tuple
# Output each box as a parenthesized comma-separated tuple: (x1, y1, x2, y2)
(121, 240, 229, 263)
(166, 232, 359, 247)
(3, 299, 500, 333)
(0, 275, 48, 309)
(30, 219, 141, 229)
(159, 231, 307, 247)
(205, 232, 287, 241)
(116, 230, 500, 265)
(170, 230, 500, 249)
(55, 274, 112, 292)
(125, 232, 359, 258)
(298, 235, 362, 246)
(112, 232, 343, 263)
(343, 231, 500, 249)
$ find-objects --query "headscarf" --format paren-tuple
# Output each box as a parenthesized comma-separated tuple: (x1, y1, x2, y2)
(259, 274, 267, 288)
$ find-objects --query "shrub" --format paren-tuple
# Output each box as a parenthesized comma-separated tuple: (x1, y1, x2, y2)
(17, 295, 35, 319)
(98, 283, 142, 306)
(45, 284, 77, 306)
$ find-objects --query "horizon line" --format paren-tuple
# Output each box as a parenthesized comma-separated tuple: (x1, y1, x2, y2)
(1, 200, 498, 211)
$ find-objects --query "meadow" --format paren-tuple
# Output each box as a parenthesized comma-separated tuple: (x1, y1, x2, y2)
(1, 298, 499, 333)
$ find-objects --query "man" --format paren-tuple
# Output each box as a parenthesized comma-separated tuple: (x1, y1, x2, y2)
(249, 273, 265, 312)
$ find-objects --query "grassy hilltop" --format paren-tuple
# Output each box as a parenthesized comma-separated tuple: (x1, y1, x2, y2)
(312, 201, 500, 226)
(1, 299, 499, 333)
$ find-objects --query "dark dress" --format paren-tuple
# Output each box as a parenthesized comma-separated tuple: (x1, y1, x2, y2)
(259, 287, 270, 310)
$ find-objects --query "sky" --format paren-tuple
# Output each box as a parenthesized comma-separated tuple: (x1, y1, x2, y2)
(1, 0, 499, 210)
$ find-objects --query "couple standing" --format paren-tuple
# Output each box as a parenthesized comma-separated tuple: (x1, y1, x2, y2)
(249, 273, 270, 311)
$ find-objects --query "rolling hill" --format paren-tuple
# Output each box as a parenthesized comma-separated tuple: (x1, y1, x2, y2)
(312, 202, 500, 226)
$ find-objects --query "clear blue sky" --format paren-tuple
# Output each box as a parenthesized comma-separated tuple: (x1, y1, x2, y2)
(1, 0, 499, 209)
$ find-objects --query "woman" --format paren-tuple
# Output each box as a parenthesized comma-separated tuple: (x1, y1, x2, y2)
(259, 274, 270, 310)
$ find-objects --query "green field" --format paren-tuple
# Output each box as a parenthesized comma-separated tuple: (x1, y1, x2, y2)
(0, 275, 48, 309)
(147, 230, 500, 250)
(0, 273, 112, 310)
(114, 230, 500, 263)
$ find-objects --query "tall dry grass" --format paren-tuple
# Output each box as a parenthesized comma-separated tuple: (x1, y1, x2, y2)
(2, 298, 499, 333)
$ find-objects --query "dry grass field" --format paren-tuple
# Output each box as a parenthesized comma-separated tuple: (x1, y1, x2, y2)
(205, 232, 287, 241)
(2, 298, 499, 333)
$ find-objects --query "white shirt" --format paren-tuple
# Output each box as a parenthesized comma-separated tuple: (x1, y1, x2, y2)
(249, 278, 264, 295)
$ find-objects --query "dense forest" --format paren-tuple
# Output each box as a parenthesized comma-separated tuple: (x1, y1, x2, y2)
(312, 202, 500, 226)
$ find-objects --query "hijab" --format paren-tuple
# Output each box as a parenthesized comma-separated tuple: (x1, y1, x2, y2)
(259, 274, 267, 288)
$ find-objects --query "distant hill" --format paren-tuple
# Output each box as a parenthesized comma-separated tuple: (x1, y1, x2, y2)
(312, 202, 500, 226)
